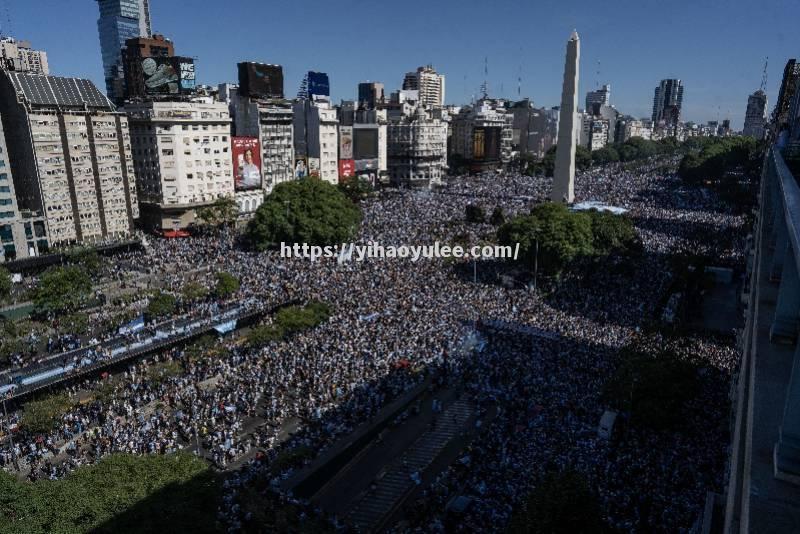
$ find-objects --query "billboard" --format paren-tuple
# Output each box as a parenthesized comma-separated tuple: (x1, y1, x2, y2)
(308, 71, 330, 99)
(339, 126, 353, 160)
(308, 158, 320, 178)
(294, 156, 308, 178)
(238, 62, 284, 99)
(355, 158, 378, 171)
(232, 137, 262, 191)
(354, 128, 379, 160)
(142, 56, 195, 95)
(473, 126, 502, 160)
(339, 159, 355, 177)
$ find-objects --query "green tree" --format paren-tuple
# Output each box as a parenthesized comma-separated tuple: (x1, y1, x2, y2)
(509, 470, 605, 534)
(337, 176, 374, 203)
(33, 266, 92, 315)
(498, 203, 594, 275)
(575, 145, 592, 170)
(465, 204, 486, 224)
(147, 292, 176, 319)
(587, 210, 639, 256)
(0, 453, 219, 533)
(21, 393, 74, 434)
(214, 271, 240, 299)
(604, 343, 701, 429)
(490, 206, 506, 226)
(182, 281, 209, 302)
(247, 178, 362, 250)
(0, 266, 10, 301)
(66, 246, 103, 273)
(246, 324, 285, 348)
(591, 146, 619, 165)
(196, 196, 239, 227)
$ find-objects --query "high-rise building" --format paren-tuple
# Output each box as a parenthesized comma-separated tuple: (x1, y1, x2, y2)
(651, 79, 684, 125)
(450, 99, 513, 171)
(552, 31, 580, 204)
(585, 84, 610, 111)
(402, 65, 446, 108)
(358, 82, 384, 110)
(387, 106, 448, 188)
(293, 100, 339, 185)
(96, 0, 153, 104)
(743, 90, 767, 139)
(121, 34, 175, 101)
(125, 100, 234, 231)
(0, 38, 49, 75)
(0, 71, 139, 247)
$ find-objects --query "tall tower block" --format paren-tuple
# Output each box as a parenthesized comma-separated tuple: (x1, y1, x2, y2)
(552, 30, 580, 203)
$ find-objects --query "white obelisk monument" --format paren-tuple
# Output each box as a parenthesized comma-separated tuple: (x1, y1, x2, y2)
(551, 30, 580, 203)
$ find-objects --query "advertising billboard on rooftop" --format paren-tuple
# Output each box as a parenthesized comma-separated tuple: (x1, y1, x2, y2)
(238, 62, 284, 99)
(142, 56, 196, 95)
(308, 71, 330, 99)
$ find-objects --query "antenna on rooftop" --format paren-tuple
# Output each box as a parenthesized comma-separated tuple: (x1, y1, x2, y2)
(480, 56, 489, 99)
(760, 57, 769, 91)
(596, 59, 601, 89)
(297, 73, 308, 100)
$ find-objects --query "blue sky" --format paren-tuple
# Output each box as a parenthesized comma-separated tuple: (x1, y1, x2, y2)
(6, 0, 799, 128)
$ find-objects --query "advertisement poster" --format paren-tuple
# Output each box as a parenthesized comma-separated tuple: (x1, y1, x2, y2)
(338, 159, 355, 177)
(143, 57, 195, 95)
(294, 157, 308, 178)
(308, 71, 330, 99)
(238, 62, 284, 99)
(339, 126, 353, 160)
(232, 137, 262, 191)
(308, 158, 320, 178)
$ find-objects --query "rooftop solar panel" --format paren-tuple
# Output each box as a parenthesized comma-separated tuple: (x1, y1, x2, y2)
(6, 72, 114, 111)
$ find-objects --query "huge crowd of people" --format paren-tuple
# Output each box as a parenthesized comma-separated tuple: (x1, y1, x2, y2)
(0, 155, 749, 532)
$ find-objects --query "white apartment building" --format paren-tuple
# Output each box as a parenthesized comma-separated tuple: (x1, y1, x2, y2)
(0, 38, 49, 75)
(126, 100, 233, 230)
(387, 107, 448, 187)
(293, 100, 339, 185)
(0, 71, 138, 248)
(232, 95, 294, 193)
(402, 65, 445, 108)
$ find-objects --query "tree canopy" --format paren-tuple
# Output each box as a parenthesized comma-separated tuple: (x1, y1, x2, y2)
(678, 136, 761, 184)
(337, 176, 374, 203)
(147, 291, 176, 320)
(509, 470, 606, 534)
(465, 204, 486, 224)
(0, 266, 10, 301)
(214, 271, 240, 299)
(498, 203, 639, 276)
(247, 178, 362, 250)
(196, 196, 239, 227)
(0, 453, 219, 533)
(32, 266, 92, 315)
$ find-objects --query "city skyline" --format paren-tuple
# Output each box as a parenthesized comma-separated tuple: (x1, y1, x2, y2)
(3, 0, 799, 128)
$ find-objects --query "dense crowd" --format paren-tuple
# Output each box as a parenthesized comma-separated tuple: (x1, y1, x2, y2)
(0, 156, 748, 532)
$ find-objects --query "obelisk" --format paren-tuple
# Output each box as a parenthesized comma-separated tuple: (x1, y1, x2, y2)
(551, 30, 580, 203)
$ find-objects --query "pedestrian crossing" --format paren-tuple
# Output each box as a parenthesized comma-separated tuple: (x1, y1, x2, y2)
(346, 399, 473, 532)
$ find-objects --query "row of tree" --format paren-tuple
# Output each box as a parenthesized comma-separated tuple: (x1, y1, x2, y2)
(247, 300, 331, 348)
(523, 136, 683, 176)
(497, 203, 640, 276)
(678, 136, 762, 184)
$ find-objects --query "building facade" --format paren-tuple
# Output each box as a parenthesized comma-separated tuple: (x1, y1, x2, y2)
(232, 95, 295, 193)
(651, 78, 684, 125)
(387, 107, 448, 188)
(402, 65, 445, 108)
(585, 84, 610, 111)
(96, 0, 152, 104)
(743, 90, 767, 140)
(0, 38, 49, 75)
(357, 82, 384, 110)
(125, 101, 233, 230)
(0, 71, 138, 249)
(293, 99, 339, 185)
(450, 99, 513, 171)
(121, 34, 175, 101)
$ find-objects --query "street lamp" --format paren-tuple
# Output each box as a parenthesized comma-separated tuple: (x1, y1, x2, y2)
(532, 238, 539, 293)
